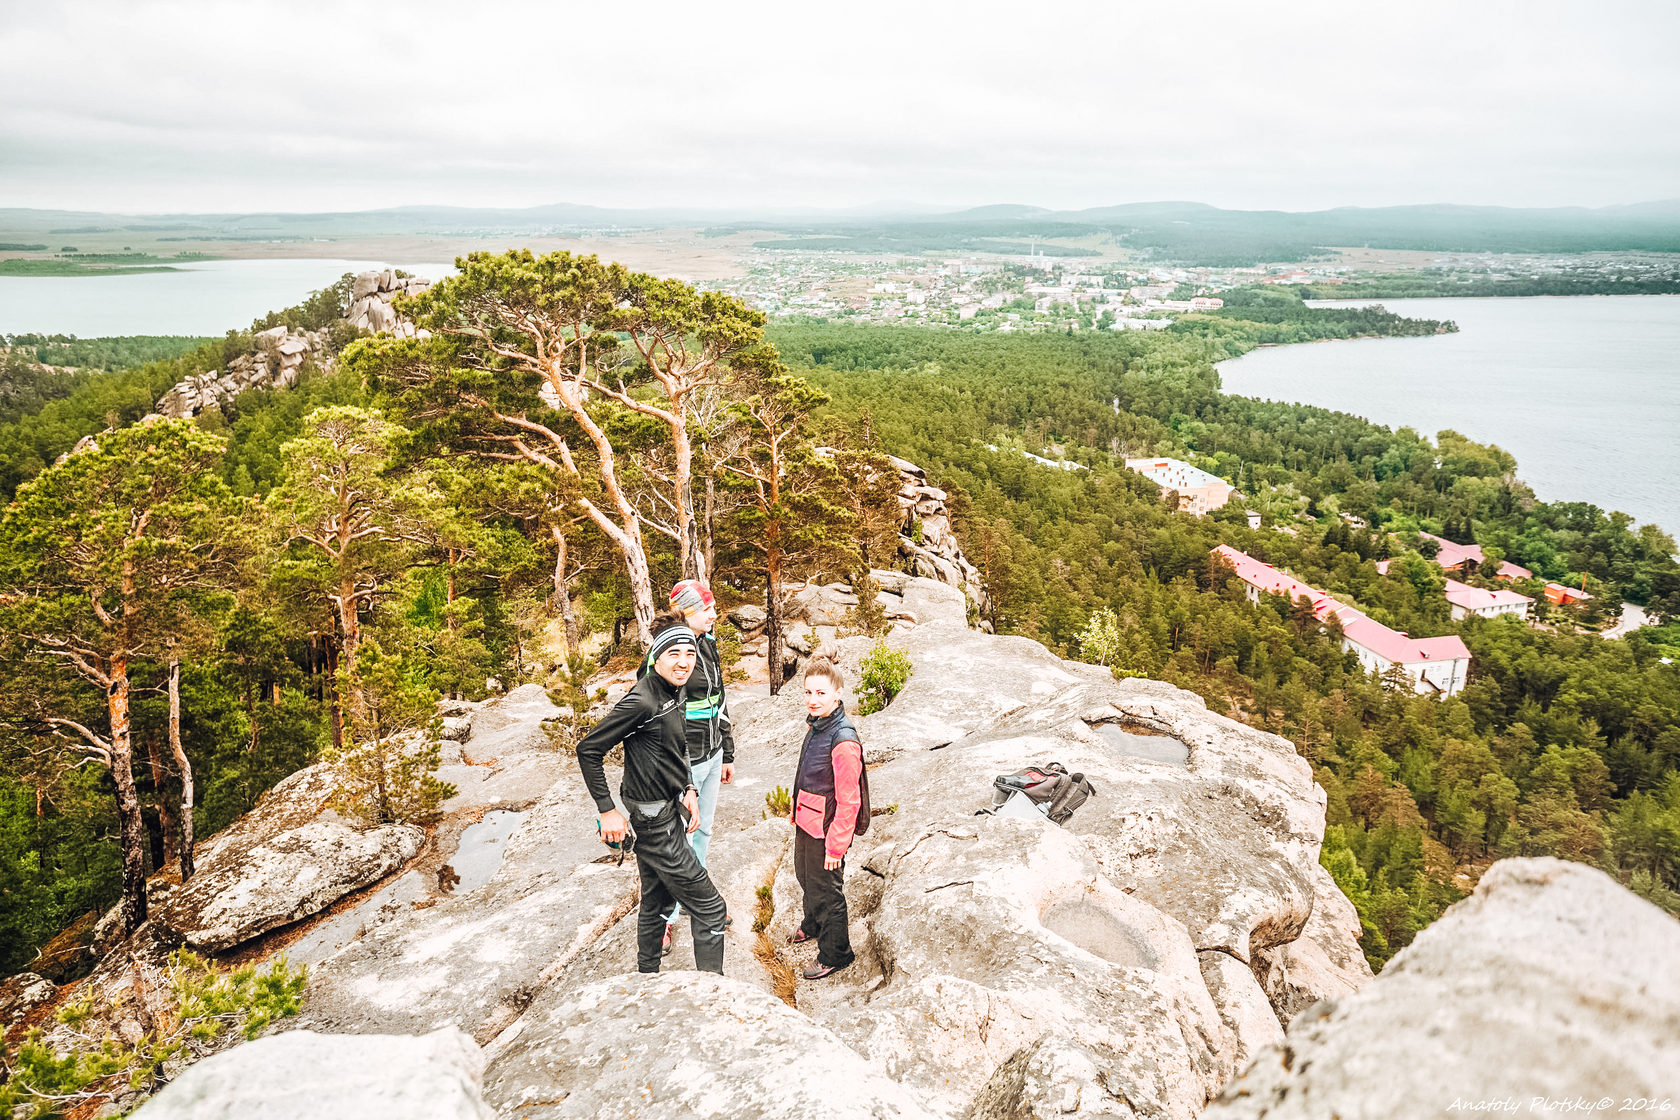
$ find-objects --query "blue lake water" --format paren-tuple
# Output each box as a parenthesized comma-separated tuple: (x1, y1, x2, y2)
(1217, 295, 1680, 538)
(0, 258, 455, 337)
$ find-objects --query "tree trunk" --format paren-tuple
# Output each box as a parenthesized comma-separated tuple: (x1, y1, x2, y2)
(326, 623, 343, 751)
(766, 550, 784, 696)
(623, 534, 657, 647)
(336, 577, 363, 736)
(704, 476, 717, 580)
(551, 526, 580, 658)
(671, 418, 706, 585)
(108, 663, 148, 936)
(144, 728, 179, 874)
(169, 659, 195, 881)
(445, 550, 459, 631)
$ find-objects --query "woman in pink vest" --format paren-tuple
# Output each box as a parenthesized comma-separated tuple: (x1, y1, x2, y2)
(787, 644, 868, 980)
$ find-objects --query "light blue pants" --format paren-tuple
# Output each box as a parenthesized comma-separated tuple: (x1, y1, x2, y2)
(666, 749, 724, 924)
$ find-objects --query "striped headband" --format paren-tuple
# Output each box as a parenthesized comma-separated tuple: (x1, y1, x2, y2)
(669, 580, 715, 612)
(647, 624, 698, 662)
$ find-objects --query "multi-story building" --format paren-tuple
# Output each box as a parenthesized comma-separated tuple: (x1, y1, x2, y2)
(1443, 578, 1532, 621)
(1127, 458, 1235, 516)
(1211, 545, 1472, 697)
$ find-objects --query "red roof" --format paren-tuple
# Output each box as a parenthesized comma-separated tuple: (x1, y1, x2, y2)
(1443, 578, 1532, 610)
(1419, 532, 1481, 569)
(1496, 561, 1532, 580)
(1213, 545, 1471, 666)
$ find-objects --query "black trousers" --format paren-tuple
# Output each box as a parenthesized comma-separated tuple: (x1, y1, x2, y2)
(629, 798, 727, 974)
(793, 828, 854, 969)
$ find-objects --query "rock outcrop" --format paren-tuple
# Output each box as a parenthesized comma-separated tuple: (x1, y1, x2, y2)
(888, 454, 989, 621)
(347, 269, 430, 335)
(246, 574, 1363, 1117)
(152, 268, 430, 419)
(1206, 858, 1680, 1119)
(155, 325, 328, 419)
(132, 1026, 493, 1120)
(148, 765, 425, 952)
(482, 972, 942, 1119)
(33, 569, 1672, 1117)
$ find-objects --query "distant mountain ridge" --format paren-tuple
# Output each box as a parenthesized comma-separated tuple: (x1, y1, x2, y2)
(4, 198, 1679, 264)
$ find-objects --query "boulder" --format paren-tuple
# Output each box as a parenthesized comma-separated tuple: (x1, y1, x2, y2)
(727, 604, 766, 631)
(441, 715, 473, 742)
(480, 972, 941, 1120)
(794, 582, 860, 627)
(790, 816, 1232, 1118)
(151, 817, 424, 952)
(132, 1027, 493, 1120)
(1207, 858, 1680, 1119)
(0, 972, 54, 1031)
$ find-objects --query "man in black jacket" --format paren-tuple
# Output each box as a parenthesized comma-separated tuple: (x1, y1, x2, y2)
(644, 579, 736, 955)
(579, 620, 728, 974)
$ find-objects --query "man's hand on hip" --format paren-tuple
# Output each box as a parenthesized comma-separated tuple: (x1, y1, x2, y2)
(682, 788, 701, 833)
(597, 808, 628, 844)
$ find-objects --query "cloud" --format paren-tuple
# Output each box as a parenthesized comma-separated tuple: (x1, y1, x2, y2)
(3, 0, 1677, 213)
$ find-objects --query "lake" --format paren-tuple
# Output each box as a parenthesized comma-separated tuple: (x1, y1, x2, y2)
(0, 258, 455, 337)
(1217, 295, 1680, 538)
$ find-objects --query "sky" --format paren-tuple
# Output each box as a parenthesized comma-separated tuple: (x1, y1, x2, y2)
(2, 0, 1677, 216)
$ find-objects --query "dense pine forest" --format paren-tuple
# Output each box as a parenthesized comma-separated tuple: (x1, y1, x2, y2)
(1, 267, 1677, 978)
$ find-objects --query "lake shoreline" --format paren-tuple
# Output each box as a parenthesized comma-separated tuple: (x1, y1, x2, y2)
(1219, 294, 1680, 535)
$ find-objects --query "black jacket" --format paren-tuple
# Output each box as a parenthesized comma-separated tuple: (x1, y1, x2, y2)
(637, 630, 735, 765)
(577, 668, 691, 814)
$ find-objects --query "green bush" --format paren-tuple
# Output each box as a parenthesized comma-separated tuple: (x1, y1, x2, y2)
(764, 785, 792, 818)
(858, 642, 913, 715)
(0, 949, 305, 1117)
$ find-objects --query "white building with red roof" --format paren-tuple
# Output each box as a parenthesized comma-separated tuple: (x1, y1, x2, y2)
(1443, 578, 1532, 621)
(1212, 545, 1472, 697)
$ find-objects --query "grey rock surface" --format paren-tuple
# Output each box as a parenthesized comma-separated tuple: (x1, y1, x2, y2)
(808, 816, 1233, 1118)
(481, 972, 940, 1120)
(149, 764, 425, 951)
(0, 972, 54, 1030)
(132, 1027, 493, 1120)
(1206, 858, 1680, 1119)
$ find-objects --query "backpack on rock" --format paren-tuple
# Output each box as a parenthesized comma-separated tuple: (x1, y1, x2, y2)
(987, 762, 1096, 825)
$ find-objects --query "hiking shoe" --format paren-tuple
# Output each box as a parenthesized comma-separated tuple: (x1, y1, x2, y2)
(801, 960, 848, 980)
(725, 912, 734, 930)
(786, 929, 812, 945)
(661, 922, 675, 957)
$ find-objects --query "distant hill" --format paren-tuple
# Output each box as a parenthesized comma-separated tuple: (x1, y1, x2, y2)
(5, 198, 1679, 265)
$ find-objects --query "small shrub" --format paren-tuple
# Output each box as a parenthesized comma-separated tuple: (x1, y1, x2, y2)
(845, 572, 891, 638)
(858, 642, 913, 715)
(0, 949, 306, 1117)
(715, 621, 749, 683)
(328, 639, 457, 823)
(764, 785, 792, 818)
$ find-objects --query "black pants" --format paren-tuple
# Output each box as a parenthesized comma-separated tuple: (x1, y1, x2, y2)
(793, 828, 854, 969)
(630, 798, 727, 974)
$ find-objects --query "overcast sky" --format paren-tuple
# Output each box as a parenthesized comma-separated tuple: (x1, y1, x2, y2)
(2, 0, 1676, 215)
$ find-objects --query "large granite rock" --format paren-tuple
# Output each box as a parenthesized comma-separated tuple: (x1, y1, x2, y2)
(481, 972, 941, 1120)
(132, 1027, 493, 1120)
(1207, 858, 1680, 1119)
(820, 816, 1232, 1118)
(148, 764, 424, 951)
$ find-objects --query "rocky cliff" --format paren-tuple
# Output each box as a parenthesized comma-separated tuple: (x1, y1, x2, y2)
(151, 269, 428, 420)
(20, 576, 1678, 1118)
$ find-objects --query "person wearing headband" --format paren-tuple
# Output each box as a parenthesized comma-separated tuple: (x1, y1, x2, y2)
(579, 614, 729, 974)
(642, 578, 737, 956)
